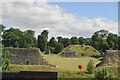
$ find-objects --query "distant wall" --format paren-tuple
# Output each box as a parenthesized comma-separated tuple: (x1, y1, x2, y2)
(61, 51, 76, 58)
(96, 50, 120, 67)
(4, 47, 56, 67)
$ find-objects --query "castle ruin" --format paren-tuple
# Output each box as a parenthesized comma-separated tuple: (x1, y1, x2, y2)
(96, 50, 120, 67)
(4, 47, 56, 67)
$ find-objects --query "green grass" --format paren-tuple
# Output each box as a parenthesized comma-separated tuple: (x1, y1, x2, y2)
(59, 45, 100, 57)
(43, 54, 101, 72)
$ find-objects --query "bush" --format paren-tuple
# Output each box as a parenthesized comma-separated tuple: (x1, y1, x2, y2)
(87, 60, 94, 74)
(94, 68, 114, 80)
(2, 49, 11, 70)
(81, 53, 86, 56)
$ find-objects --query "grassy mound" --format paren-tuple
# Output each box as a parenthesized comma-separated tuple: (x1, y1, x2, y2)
(59, 45, 100, 57)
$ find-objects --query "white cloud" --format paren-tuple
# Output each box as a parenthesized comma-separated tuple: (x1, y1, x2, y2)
(2, 2, 118, 38)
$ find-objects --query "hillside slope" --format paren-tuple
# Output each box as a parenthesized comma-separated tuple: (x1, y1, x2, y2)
(59, 45, 100, 57)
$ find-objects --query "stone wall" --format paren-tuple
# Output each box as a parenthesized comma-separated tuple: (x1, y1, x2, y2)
(96, 50, 120, 67)
(2, 70, 57, 80)
(61, 51, 76, 58)
(4, 47, 56, 67)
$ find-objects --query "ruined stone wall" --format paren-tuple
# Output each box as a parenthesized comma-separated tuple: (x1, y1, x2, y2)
(61, 51, 77, 57)
(96, 50, 120, 67)
(4, 47, 56, 67)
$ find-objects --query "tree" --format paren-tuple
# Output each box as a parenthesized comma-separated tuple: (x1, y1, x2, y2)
(2, 28, 23, 47)
(93, 30, 109, 39)
(70, 37, 79, 45)
(91, 30, 110, 52)
(78, 37, 84, 45)
(2, 28, 37, 48)
(61, 38, 71, 47)
(53, 42, 64, 54)
(107, 33, 118, 50)
(87, 60, 94, 74)
(49, 37, 57, 47)
(84, 38, 92, 45)
(41, 30, 49, 39)
(38, 35, 47, 51)
(57, 36, 63, 42)
(23, 30, 37, 47)
(38, 30, 49, 51)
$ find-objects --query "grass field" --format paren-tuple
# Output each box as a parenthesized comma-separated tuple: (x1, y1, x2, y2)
(43, 54, 101, 72)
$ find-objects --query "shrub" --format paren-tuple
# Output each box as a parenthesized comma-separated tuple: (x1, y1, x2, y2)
(81, 53, 86, 56)
(87, 60, 94, 74)
(2, 49, 11, 70)
(94, 68, 114, 80)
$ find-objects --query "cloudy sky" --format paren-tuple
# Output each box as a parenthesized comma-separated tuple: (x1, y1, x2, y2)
(2, 0, 118, 38)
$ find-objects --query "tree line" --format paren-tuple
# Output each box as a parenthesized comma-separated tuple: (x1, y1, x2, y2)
(1, 24, 120, 54)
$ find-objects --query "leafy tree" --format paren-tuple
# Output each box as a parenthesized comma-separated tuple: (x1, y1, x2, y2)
(38, 30, 49, 51)
(93, 30, 109, 39)
(38, 35, 47, 51)
(57, 36, 63, 42)
(78, 37, 84, 45)
(2, 28, 23, 47)
(70, 37, 79, 45)
(84, 38, 92, 45)
(87, 60, 94, 74)
(53, 42, 64, 54)
(92, 30, 110, 52)
(61, 38, 71, 47)
(49, 37, 57, 47)
(2, 28, 37, 48)
(107, 33, 118, 50)
(41, 30, 49, 39)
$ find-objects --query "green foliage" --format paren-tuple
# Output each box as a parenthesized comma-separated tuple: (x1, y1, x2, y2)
(38, 35, 47, 51)
(70, 37, 79, 45)
(49, 37, 57, 47)
(107, 33, 119, 50)
(94, 68, 114, 80)
(2, 49, 11, 70)
(92, 30, 110, 52)
(61, 38, 71, 47)
(79, 37, 84, 45)
(53, 42, 64, 54)
(91, 30, 119, 52)
(2, 27, 37, 48)
(87, 60, 94, 74)
(81, 53, 86, 56)
(38, 30, 49, 51)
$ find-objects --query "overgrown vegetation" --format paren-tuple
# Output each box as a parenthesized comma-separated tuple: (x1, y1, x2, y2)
(2, 49, 11, 70)
(87, 60, 94, 74)
(94, 68, 116, 80)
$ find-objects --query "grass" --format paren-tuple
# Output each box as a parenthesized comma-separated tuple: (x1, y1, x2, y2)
(43, 54, 101, 72)
(59, 45, 100, 57)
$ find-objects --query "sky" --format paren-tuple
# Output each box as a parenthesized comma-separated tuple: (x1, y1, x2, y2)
(49, 2, 118, 21)
(1, 1, 118, 38)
